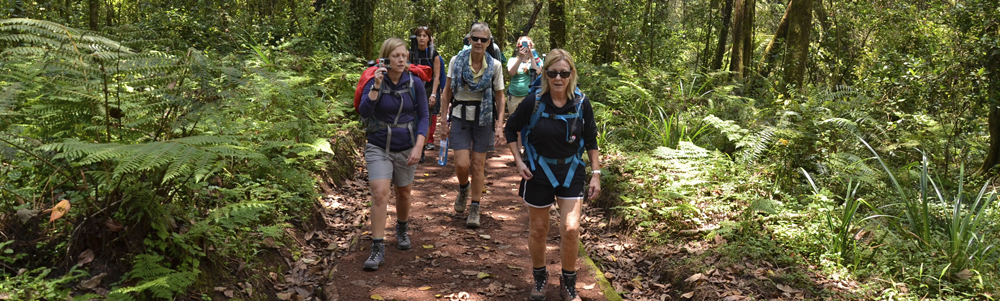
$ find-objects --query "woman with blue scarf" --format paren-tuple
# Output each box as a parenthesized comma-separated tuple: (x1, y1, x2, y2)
(439, 22, 506, 229)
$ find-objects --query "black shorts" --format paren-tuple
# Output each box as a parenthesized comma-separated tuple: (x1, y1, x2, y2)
(518, 162, 586, 208)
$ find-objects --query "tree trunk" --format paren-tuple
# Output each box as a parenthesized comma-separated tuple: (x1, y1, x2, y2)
(351, 0, 377, 60)
(105, 0, 114, 27)
(89, 0, 99, 30)
(710, 0, 734, 70)
(782, 0, 812, 88)
(742, 0, 755, 75)
(549, 0, 566, 49)
(643, 0, 654, 65)
(518, 1, 544, 38)
(313, 0, 328, 12)
(699, 5, 715, 70)
(595, 25, 618, 64)
(758, 0, 791, 78)
(980, 50, 1000, 173)
(728, 0, 749, 78)
(497, 0, 506, 51)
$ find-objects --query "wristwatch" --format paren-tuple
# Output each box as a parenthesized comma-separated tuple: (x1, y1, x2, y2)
(591, 169, 601, 175)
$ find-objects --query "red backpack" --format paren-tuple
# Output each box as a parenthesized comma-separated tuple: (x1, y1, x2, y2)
(353, 64, 434, 113)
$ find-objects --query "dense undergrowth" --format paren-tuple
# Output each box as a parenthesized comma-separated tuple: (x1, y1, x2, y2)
(0, 18, 365, 299)
(580, 52, 1000, 300)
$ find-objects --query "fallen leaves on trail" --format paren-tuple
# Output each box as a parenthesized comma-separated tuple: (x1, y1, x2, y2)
(105, 219, 123, 232)
(77, 273, 106, 289)
(477, 272, 491, 279)
(77, 249, 94, 266)
(370, 294, 383, 300)
(49, 199, 70, 222)
(418, 286, 432, 291)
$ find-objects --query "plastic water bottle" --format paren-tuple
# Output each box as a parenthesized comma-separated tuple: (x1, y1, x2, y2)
(437, 139, 448, 166)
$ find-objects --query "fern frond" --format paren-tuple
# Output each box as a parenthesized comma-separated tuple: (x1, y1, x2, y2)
(736, 127, 776, 165)
(42, 136, 263, 183)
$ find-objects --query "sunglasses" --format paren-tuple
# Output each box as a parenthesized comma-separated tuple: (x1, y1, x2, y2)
(470, 36, 490, 43)
(546, 70, 572, 79)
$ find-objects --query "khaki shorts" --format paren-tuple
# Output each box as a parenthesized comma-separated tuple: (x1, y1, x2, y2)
(364, 143, 416, 186)
(506, 94, 526, 116)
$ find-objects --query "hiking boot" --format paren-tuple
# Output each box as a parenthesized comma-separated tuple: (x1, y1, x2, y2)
(530, 268, 547, 300)
(362, 243, 385, 271)
(425, 144, 436, 150)
(560, 272, 580, 301)
(454, 185, 469, 213)
(395, 222, 411, 250)
(466, 203, 481, 228)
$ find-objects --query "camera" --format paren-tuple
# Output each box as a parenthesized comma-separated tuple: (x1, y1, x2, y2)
(521, 41, 529, 49)
(378, 58, 391, 69)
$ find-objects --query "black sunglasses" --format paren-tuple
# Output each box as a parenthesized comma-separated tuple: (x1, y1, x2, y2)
(470, 36, 490, 43)
(546, 70, 572, 79)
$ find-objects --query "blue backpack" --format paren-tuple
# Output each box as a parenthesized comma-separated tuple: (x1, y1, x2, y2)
(519, 77, 587, 188)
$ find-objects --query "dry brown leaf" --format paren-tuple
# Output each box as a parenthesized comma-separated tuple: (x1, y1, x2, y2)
(276, 292, 292, 300)
(461, 270, 479, 276)
(684, 273, 704, 283)
(78, 272, 106, 289)
(224, 289, 234, 298)
(77, 249, 94, 266)
(681, 291, 694, 299)
(953, 269, 972, 280)
(49, 199, 70, 222)
(105, 219, 123, 232)
(776, 284, 799, 293)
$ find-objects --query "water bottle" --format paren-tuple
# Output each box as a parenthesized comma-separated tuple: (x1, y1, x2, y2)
(437, 139, 448, 166)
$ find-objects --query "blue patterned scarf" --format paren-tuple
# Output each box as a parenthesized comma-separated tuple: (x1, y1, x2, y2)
(450, 49, 495, 126)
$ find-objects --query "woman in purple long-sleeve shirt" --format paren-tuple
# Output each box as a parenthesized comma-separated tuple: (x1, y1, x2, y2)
(358, 38, 429, 271)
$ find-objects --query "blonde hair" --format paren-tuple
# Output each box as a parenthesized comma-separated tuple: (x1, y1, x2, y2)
(469, 22, 492, 39)
(540, 49, 578, 100)
(517, 36, 534, 48)
(378, 38, 409, 71)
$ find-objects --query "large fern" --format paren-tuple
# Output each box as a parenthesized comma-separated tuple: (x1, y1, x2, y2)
(40, 136, 263, 183)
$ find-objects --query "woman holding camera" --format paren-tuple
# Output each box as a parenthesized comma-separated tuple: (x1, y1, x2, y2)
(410, 26, 443, 162)
(358, 38, 429, 271)
(506, 36, 541, 117)
(439, 22, 506, 229)
(504, 49, 600, 301)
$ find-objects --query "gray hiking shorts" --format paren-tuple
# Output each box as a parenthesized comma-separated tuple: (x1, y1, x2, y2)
(449, 118, 495, 153)
(364, 143, 416, 186)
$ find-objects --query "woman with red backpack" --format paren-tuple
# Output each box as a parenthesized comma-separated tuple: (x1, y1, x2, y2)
(358, 38, 429, 271)
(409, 26, 445, 163)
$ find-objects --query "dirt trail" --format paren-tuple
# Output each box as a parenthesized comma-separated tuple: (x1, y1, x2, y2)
(326, 144, 609, 301)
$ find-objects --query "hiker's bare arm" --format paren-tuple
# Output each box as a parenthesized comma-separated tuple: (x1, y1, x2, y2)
(508, 141, 532, 180)
(587, 149, 602, 199)
(507, 57, 521, 76)
(439, 78, 453, 139)
(430, 56, 441, 107)
(493, 90, 506, 146)
(407, 134, 426, 166)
